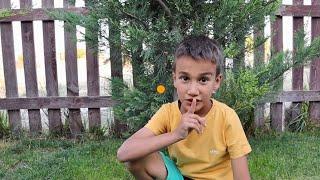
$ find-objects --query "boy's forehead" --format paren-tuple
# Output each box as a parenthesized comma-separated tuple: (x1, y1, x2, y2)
(174, 56, 217, 73)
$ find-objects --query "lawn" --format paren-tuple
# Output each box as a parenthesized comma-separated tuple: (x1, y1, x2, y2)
(0, 132, 319, 180)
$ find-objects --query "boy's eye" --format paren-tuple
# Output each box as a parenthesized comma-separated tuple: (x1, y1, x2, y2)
(199, 77, 209, 83)
(179, 76, 189, 82)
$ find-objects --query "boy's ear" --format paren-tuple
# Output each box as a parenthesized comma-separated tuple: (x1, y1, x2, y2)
(213, 74, 223, 92)
(172, 72, 177, 88)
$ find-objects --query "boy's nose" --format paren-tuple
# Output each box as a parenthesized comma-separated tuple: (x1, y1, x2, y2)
(187, 82, 199, 96)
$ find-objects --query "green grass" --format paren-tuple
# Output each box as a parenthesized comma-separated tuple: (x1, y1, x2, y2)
(0, 137, 132, 180)
(0, 132, 319, 180)
(249, 131, 320, 179)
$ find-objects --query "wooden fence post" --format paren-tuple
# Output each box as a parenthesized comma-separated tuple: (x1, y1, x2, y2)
(291, 0, 304, 124)
(271, 16, 284, 131)
(63, 0, 83, 136)
(309, 0, 320, 125)
(20, 0, 42, 135)
(0, 0, 22, 135)
(253, 25, 265, 128)
(110, 16, 124, 137)
(42, 0, 63, 134)
(85, 1, 101, 131)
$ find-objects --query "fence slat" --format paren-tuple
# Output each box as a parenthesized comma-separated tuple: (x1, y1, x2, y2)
(20, 0, 42, 134)
(253, 26, 265, 128)
(310, 0, 320, 124)
(110, 17, 123, 136)
(253, 27, 265, 66)
(270, 16, 283, 131)
(86, 46, 101, 129)
(0, 0, 22, 135)
(291, 0, 304, 125)
(64, 0, 83, 135)
(0, 8, 88, 23)
(0, 96, 115, 110)
(42, 0, 62, 134)
(85, 0, 101, 131)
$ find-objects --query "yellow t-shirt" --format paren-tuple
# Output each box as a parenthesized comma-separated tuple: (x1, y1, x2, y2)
(145, 99, 252, 180)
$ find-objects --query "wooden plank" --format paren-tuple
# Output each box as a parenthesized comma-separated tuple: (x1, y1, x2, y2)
(0, 8, 88, 22)
(292, 6, 304, 125)
(0, 0, 22, 135)
(312, 0, 320, 6)
(309, 2, 320, 124)
(270, 103, 283, 131)
(64, 0, 83, 135)
(0, 96, 116, 110)
(254, 104, 264, 128)
(276, 5, 320, 17)
(293, 0, 303, 5)
(253, 28, 265, 66)
(109, 17, 123, 136)
(42, 0, 62, 134)
(253, 27, 265, 128)
(260, 91, 320, 103)
(21, 0, 42, 134)
(85, 0, 101, 130)
(270, 16, 283, 132)
(86, 46, 101, 129)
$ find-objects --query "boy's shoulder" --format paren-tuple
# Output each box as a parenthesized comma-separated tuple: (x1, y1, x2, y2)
(159, 101, 179, 112)
(212, 99, 235, 112)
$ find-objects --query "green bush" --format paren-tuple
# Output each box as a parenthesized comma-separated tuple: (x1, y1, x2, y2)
(111, 78, 172, 137)
(216, 69, 270, 133)
(56, 1, 320, 136)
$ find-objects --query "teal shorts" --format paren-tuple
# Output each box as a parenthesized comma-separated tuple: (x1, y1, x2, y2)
(160, 152, 184, 180)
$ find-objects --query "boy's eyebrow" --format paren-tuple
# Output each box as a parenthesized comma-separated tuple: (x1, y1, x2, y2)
(178, 71, 189, 75)
(199, 72, 213, 76)
(178, 71, 213, 76)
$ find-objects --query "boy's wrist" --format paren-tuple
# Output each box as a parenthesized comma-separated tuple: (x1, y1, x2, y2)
(171, 131, 184, 142)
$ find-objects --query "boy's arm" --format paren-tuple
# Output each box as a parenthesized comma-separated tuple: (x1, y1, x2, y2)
(117, 99, 205, 162)
(231, 155, 251, 180)
(117, 127, 181, 162)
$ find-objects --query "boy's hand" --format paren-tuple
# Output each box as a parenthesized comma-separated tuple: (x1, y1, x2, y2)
(173, 98, 206, 140)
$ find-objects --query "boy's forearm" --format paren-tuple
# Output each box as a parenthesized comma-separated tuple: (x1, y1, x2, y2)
(117, 132, 181, 162)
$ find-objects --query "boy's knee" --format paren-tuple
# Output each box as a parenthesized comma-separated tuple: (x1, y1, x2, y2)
(124, 161, 144, 173)
(123, 153, 167, 179)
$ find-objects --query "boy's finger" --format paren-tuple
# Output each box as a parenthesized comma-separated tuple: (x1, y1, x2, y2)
(186, 121, 201, 134)
(188, 98, 196, 114)
(189, 114, 206, 127)
(187, 118, 203, 134)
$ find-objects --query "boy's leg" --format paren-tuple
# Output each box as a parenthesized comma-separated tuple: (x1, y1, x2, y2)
(125, 152, 167, 180)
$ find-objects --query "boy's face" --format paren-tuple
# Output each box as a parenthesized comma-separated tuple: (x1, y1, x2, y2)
(173, 56, 222, 116)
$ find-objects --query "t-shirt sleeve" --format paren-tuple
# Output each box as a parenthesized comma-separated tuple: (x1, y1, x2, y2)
(144, 104, 170, 135)
(225, 110, 252, 159)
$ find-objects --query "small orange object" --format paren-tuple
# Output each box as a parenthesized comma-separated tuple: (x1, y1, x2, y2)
(156, 84, 166, 94)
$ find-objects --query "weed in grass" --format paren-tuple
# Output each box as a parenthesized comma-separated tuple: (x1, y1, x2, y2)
(287, 102, 310, 132)
(0, 111, 10, 138)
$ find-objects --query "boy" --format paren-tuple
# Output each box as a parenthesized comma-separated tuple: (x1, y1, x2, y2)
(117, 35, 251, 180)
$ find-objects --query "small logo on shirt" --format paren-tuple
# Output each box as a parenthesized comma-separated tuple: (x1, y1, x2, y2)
(210, 149, 219, 155)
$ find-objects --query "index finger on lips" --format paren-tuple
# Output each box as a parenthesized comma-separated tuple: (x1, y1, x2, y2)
(188, 98, 196, 114)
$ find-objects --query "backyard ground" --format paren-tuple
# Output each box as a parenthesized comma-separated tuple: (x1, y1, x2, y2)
(0, 131, 319, 180)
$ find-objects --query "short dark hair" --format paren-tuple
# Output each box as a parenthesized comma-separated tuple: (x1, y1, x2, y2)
(173, 35, 223, 76)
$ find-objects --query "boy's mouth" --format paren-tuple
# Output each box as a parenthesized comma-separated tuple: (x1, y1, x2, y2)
(185, 99, 201, 104)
